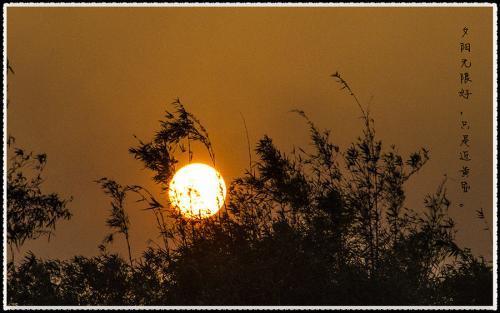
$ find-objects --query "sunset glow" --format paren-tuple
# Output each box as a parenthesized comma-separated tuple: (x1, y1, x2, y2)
(168, 163, 226, 218)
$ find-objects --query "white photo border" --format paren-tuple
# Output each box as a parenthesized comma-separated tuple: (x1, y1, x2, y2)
(2, 2, 497, 310)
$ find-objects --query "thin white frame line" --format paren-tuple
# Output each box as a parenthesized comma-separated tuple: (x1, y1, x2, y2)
(2, 2, 497, 311)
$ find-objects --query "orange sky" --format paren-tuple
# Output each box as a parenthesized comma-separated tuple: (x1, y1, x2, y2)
(6, 6, 494, 261)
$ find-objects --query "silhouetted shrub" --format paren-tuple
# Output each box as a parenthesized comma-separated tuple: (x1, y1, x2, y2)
(7, 73, 492, 306)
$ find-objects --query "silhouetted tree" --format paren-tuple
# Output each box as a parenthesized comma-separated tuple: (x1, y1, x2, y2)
(7, 72, 492, 306)
(95, 178, 134, 266)
(7, 138, 72, 263)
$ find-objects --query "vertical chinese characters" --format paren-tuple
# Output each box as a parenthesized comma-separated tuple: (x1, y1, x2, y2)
(458, 26, 472, 204)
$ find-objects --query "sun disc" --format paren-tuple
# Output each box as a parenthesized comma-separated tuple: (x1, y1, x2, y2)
(168, 163, 226, 218)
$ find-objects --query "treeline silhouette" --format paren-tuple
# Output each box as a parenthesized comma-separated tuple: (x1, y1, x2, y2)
(6, 72, 492, 306)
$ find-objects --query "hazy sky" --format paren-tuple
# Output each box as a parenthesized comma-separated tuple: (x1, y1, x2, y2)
(6, 6, 494, 261)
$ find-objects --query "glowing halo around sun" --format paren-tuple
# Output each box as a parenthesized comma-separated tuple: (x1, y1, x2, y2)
(168, 163, 226, 219)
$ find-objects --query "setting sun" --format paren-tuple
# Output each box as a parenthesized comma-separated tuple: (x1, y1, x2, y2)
(168, 163, 226, 219)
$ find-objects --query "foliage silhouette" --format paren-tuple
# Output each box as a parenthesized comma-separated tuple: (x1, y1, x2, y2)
(95, 178, 134, 266)
(7, 137, 72, 263)
(6, 73, 493, 306)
